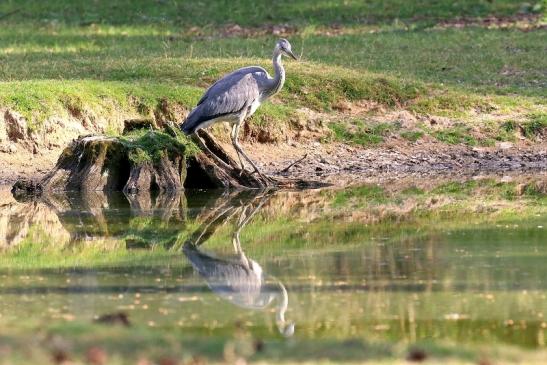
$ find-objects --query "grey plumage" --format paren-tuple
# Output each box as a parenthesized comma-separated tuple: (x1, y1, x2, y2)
(181, 67, 267, 135)
(181, 39, 297, 177)
(183, 245, 275, 309)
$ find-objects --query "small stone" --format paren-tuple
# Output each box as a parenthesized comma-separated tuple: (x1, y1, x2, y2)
(498, 141, 513, 150)
(8, 144, 17, 154)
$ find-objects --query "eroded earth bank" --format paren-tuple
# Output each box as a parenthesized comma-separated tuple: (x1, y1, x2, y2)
(0, 105, 545, 187)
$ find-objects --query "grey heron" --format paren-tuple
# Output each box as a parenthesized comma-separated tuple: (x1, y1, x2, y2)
(183, 191, 295, 337)
(181, 39, 297, 179)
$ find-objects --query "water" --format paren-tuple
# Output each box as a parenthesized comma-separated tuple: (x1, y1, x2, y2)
(0, 177, 545, 362)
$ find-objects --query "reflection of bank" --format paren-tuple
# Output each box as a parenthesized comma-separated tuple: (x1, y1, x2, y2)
(183, 191, 295, 337)
(0, 199, 70, 247)
(2, 189, 188, 248)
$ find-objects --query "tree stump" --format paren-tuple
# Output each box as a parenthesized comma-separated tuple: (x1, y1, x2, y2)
(39, 134, 188, 193)
(14, 124, 326, 195)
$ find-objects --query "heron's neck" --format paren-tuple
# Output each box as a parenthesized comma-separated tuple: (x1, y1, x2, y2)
(267, 50, 285, 98)
(275, 280, 289, 327)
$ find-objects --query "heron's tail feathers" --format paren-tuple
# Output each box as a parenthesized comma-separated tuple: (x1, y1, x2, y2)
(180, 107, 203, 135)
(180, 119, 197, 135)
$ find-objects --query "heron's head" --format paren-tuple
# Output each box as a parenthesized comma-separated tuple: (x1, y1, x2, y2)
(276, 38, 297, 60)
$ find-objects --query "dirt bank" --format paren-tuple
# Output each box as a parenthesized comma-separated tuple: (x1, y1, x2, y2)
(1, 136, 545, 187)
(0, 106, 545, 187)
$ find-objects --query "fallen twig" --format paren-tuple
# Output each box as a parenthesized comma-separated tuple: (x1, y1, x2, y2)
(280, 153, 308, 173)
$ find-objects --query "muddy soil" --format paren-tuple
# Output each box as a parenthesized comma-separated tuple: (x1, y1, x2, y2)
(2, 137, 545, 188)
(253, 141, 547, 186)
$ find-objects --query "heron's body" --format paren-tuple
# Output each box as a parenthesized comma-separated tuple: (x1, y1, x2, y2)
(184, 245, 276, 309)
(181, 39, 296, 177)
(181, 66, 276, 135)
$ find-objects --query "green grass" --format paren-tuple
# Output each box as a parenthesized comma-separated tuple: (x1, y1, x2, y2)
(400, 130, 424, 141)
(0, 1, 545, 147)
(0, 0, 540, 27)
(433, 126, 477, 145)
(329, 121, 400, 145)
(332, 184, 387, 206)
(522, 112, 547, 138)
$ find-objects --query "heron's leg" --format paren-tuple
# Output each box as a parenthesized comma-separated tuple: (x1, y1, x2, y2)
(231, 123, 246, 172)
(232, 215, 251, 270)
(231, 122, 268, 180)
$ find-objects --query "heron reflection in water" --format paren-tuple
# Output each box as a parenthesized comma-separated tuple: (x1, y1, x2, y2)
(183, 191, 294, 337)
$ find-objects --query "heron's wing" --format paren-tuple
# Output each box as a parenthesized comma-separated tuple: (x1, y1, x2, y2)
(197, 66, 267, 106)
(182, 67, 268, 134)
(184, 247, 273, 308)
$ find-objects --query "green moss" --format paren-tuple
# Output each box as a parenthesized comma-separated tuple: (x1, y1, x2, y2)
(400, 130, 424, 142)
(121, 130, 198, 165)
(127, 147, 152, 165)
(433, 126, 477, 145)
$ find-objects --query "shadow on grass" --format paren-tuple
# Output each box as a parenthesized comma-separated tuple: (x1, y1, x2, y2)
(1, 27, 545, 98)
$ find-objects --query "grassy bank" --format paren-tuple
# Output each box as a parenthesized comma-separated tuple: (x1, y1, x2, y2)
(0, 1, 545, 147)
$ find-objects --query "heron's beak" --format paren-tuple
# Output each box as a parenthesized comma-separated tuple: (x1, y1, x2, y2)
(286, 49, 298, 60)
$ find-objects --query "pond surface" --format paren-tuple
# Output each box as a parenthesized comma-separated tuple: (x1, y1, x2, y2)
(0, 176, 546, 362)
